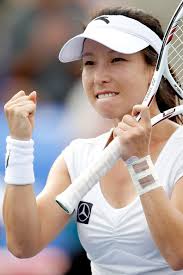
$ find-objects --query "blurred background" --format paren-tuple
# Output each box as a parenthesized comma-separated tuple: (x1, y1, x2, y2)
(0, 0, 181, 274)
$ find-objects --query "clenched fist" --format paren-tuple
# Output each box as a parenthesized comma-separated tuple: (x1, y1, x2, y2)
(113, 105, 152, 161)
(4, 90, 37, 140)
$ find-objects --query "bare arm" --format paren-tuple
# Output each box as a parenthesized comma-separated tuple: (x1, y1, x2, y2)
(114, 105, 183, 270)
(3, 154, 71, 258)
(140, 179, 183, 271)
(3, 91, 72, 258)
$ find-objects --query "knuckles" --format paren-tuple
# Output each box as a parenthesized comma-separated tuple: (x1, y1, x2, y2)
(121, 114, 135, 124)
(116, 125, 150, 147)
(122, 114, 131, 122)
(3, 91, 36, 140)
(4, 100, 36, 117)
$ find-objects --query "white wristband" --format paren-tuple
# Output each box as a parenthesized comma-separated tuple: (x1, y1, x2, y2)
(4, 136, 35, 185)
(126, 155, 161, 196)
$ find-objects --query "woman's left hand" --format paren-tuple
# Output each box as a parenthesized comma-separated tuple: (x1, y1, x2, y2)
(113, 105, 152, 161)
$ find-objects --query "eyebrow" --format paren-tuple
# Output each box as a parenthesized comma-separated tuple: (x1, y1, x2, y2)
(81, 49, 117, 58)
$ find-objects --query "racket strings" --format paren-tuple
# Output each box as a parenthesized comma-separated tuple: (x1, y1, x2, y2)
(168, 19, 183, 88)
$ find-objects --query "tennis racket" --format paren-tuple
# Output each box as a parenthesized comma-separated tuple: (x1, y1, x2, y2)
(56, 0, 183, 214)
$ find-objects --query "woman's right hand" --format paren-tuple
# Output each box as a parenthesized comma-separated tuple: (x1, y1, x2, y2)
(4, 90, 37, 140)
(113, 105, 152, 161)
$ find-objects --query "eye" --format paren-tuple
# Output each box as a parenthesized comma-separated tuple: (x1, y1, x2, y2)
(83, 60, 95, 66)
(111, 57, 125, 63)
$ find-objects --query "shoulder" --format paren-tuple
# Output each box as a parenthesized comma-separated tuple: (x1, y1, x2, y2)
(173, 125, 183, 138)
(156, 126, 183, 172)
(156, 126, 183, 194)
(167, 126, 183, 150)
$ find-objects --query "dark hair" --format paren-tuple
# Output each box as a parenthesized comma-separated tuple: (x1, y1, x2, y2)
(88, 7, 183, 124)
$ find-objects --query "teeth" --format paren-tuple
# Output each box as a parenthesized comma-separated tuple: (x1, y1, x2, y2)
(97, 93, 117, 99)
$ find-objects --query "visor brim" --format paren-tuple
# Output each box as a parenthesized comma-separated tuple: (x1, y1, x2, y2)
(59, 28, 149, 63)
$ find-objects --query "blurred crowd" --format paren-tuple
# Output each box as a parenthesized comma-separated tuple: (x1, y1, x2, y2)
(0, 0, 89, 103)
(0, 0, 112, 274)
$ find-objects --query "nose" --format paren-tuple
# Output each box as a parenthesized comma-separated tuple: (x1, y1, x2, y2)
(93, 63, 111, 85)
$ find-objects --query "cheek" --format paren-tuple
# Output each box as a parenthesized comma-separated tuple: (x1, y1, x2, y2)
(123, 70, 150, 104)
(82, 71, 87, 92)
(82, 71, 92, 95)
(130, 66, 150, 90)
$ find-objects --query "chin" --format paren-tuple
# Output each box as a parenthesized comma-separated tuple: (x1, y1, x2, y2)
(94, 103, 130, 120)
(97, 110, 122, 120)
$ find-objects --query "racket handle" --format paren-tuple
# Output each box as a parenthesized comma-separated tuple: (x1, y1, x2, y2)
(56, 137, 121, 214)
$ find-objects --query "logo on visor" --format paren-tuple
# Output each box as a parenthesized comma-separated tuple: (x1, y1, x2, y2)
(95, 16, 110, 24)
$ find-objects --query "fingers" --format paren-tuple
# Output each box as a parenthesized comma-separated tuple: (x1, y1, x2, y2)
(116, 105, 151, 132)
(28, 91, 37, 104)
(10, 90, 25, 101)
(118, 114, 138, 130)
(131, 105, 151, 133)
(4, 90, 37, 140)
(113, 105, 152, 160)
(132, 105, 151, 124)
(6, 96, 33, 108)
(119, 105, 151, 128)
(4, 92, 37, 119)
(5, 91, 37, 108)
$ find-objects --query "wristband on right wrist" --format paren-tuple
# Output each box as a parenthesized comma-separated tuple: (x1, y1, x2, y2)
(125, 155, 161, 196)
(4, 136, 35, 185)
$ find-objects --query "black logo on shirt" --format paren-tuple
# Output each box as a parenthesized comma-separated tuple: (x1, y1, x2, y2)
(77, 201, 93, 224)
(95, 16, 110, 24)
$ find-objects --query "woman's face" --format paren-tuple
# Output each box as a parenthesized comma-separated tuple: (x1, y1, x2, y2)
(82, 39, 154, 121)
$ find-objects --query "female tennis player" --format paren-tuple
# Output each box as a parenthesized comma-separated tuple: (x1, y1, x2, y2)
(3, 6, 183, 275)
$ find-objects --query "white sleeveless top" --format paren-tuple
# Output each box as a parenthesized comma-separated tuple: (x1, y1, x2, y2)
(62, 127, 183, 275)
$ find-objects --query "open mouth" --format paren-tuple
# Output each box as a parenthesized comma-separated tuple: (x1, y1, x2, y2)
(96, 92, 119, 99)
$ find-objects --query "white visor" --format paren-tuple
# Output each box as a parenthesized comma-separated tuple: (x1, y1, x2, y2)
(59, 15, 162, 63)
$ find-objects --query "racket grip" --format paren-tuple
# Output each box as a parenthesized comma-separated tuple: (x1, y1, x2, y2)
(55, 137, 121, 214)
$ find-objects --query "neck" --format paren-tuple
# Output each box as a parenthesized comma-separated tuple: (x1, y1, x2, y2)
(151, 119, 179, 144)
